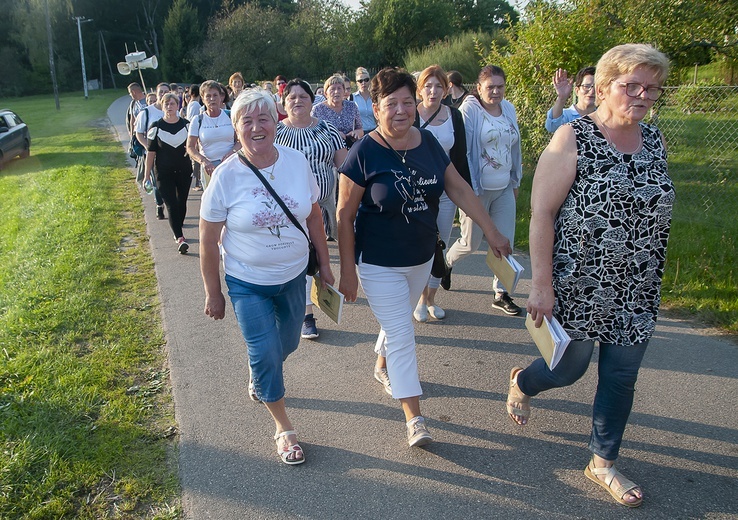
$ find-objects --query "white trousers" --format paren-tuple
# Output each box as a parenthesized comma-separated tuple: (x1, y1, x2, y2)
(358, 258, 433, 399)
(446, 181, 516, 294)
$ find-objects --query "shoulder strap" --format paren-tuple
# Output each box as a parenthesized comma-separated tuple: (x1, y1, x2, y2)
(236, 151, 311, 243)
(419, 104, 443, 129)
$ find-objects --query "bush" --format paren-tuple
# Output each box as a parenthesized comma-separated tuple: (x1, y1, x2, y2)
(403, 31, 506, 81)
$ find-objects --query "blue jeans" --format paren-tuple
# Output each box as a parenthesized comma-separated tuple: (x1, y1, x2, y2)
(517, 339, 648, 461)
(225, 271, 306, 403)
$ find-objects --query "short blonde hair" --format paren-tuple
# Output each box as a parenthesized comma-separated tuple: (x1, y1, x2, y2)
(161, 92, 180, 107)
(323, 74, 345, 92)
(595, 44, 670, 94)
(417, 65, 449, 97)
(231, 87, 277, 124)
(355, 67, 369, 78)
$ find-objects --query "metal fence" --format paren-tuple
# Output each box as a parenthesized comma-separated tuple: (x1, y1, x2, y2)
(504, 85, 738, 214)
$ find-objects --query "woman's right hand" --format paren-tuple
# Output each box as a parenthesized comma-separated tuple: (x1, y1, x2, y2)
(527, 284, 555, 327)
(553, 68, 573, 101)
(203, 161, 216, 176)
(338, 269, 359, 303)
(204, 292, 226, 320)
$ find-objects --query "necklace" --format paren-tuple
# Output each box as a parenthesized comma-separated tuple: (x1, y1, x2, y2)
(594, 113, 641, 155)
(374, 130, 409, 164)
(261, 150, 279, 180)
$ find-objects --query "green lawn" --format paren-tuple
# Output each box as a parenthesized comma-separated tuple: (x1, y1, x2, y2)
(0, 91, 179, 519)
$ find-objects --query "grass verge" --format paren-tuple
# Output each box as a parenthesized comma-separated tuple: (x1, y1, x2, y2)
(0, 91, 179, 519)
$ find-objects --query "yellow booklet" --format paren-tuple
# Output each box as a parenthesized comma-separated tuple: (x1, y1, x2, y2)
(310, 275, 345, 324)
(485, 250, 524, 293)
(525, 313, 571, 370)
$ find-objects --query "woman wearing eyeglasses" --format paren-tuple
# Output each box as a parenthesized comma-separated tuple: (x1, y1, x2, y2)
(545, 66, 597, 133)
(508, 44, 673, 508)
(442, 65, 523, 317)
(354, 67, 376, 133)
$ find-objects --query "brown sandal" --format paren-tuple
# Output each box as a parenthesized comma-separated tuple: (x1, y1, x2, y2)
(506, 367, 530, 425)
(584, 460, 643, 507)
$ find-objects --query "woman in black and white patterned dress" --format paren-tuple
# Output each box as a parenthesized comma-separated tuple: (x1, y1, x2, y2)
(276, 79, 347, 340)
(506, 44, 674, 508)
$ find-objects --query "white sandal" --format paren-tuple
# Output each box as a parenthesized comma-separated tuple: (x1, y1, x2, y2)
(584, 460, 643, 507)
(274, 430, 305, 465)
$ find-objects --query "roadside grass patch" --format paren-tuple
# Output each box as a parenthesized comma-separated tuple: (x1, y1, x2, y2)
(0, 91, 179, 519)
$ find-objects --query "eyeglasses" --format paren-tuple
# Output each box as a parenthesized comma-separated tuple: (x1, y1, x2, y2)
(577, 84, 595, 92)
(277, 81, 286, 86)
(613, 81, 664, 101)
(357, 78, 370, 83)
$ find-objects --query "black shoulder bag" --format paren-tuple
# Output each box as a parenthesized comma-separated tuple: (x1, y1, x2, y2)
(237, 150, 319, 276)
(374, 131, 450, 279)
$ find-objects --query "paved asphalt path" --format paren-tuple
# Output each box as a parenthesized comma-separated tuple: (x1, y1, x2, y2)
(108, 96, 737, 519)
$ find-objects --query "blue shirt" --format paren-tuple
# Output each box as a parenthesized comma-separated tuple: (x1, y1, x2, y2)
(545, 104, 586, 133)
(340, 130, 449, 267)
(353, 93, 376, 132)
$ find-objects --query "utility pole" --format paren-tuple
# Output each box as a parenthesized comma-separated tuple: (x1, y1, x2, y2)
(45, 0, 60, 110)
(73, 16, 93, 99)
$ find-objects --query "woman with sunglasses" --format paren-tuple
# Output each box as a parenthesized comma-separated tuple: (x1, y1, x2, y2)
(354, 67, 376, 133)
(545, 66, 597, 133)
(509, 44, 673, 508)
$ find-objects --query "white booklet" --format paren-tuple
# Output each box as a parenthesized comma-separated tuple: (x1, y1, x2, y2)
(525, 313, 571, 370)
(485, 250, 525, 293)
(310, 275, 345, 324)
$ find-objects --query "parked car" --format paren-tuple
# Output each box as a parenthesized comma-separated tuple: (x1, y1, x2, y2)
(0, 109, 31, 168)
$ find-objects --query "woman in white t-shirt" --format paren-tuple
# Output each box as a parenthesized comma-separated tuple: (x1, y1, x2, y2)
(186, 80, 239, 189)
(444, 65, 523, 317)
(200, 88, 334, 466)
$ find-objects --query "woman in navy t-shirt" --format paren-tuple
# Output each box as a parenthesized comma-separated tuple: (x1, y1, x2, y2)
(337, 67, 511, 448)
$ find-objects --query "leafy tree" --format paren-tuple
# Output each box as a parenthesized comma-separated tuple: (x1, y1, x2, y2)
(359, 0, 456, 66)
(286, 0, 358, 79)
(196, 3, 289, 82)
(453, 0, 518, 34)
(162, 0, 204, 82)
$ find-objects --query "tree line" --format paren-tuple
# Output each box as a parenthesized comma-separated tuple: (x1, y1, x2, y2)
(0, 0, 516, 96)
(0, 0, 734, 98)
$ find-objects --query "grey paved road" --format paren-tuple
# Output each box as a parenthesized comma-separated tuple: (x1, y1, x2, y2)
(108, 96, 737, 519)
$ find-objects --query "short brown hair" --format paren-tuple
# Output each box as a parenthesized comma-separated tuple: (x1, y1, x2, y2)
(370, 67, 416, 104)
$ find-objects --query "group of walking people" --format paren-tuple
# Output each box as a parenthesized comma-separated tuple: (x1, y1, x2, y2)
(132, 43, 674, 509)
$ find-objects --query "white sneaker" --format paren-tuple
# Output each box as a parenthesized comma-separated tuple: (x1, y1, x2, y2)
(413, 303, 428, 322)
(406, 416, 433, 447)
(427, 305, 445, 319)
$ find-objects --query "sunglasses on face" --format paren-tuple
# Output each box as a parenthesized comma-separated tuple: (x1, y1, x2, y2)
(357, 78, 370, 83)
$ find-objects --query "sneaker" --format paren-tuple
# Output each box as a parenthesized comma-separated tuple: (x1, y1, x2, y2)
(406, 416, 433, 447)
(373, 368, 392, 395)
(491, 293, 522, 316)
(440, 267, 452, 291)
(176, 237, 189, 254)
(413, 302, 428, 323)
(301, 314, 319, 339)
(156, 205, 165, 220)
(427, 305, 446, 319)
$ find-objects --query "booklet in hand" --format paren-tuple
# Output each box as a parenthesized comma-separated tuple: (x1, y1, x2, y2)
(485, 249, 524, 294)
(310, 275, 345, 324)
(525, 313, 571, 370)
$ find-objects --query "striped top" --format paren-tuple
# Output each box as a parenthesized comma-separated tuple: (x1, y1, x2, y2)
(275, 120, 345, 200)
